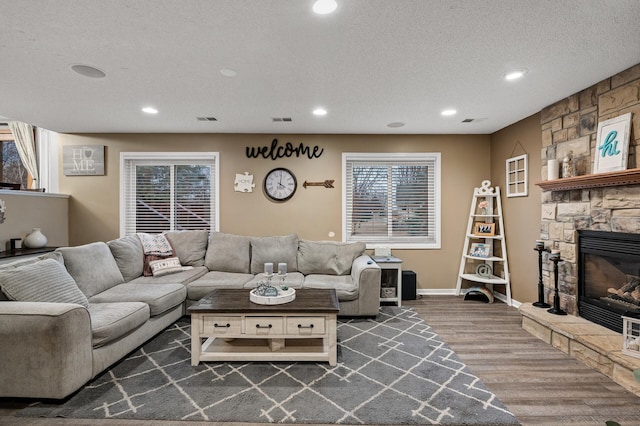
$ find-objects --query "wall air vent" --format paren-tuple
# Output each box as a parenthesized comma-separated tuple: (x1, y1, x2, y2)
(272, 117, 293, 122)
(197, 117, 218, 122)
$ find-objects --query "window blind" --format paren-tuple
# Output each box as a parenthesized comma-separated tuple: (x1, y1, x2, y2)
(121, 154, 217, 235)
(344, 154, 440, 247)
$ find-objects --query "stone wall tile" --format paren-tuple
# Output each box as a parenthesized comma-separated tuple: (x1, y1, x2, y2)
(553, 129, 568, 143)
(611, 216, 640, 233)
(599, 81, 640, 116)
(603, 186, 640, 209)
(542, 128, 553, 147)
(579, 85, 598, 108)
(542, 204, 557, 220)
(564, 113, 579, 128)
(541, 98, 571, 124)
(556, 136, 590, 159)
(557, 202, 590, 217)
(597, 79, 611, 95)
(551, 117, 562, 132)
(567, 126, 579, 140)
(590, 208, 611, 223)
(611, 63, 640, 88)
(549, 222, 564, 240)
(568, 94, 579, 113)
(564, 229, 576, 243)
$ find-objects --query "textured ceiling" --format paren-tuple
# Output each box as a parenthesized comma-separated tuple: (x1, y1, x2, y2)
(0, 0, 639, 134)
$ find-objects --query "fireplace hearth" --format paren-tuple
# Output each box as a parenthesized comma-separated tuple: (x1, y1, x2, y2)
(578, 230, 640, 333)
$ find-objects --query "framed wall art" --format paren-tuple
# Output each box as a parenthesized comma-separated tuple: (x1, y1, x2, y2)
(593, 113, 632, 174)
(505, 154, 528, 197)
(63, 145, 105, 176)
(469, 242, 491, 258)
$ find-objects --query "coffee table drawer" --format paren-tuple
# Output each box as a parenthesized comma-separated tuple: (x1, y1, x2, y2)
(245, 317, 284, 335)
(202, 316, 242, 335)
(286, 317, 326, 335)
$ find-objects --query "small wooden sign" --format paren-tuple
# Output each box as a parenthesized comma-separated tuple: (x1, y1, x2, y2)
(63, 145, 105, 176)
(473, 222, 495, 236)
(303, 180, 334, 189)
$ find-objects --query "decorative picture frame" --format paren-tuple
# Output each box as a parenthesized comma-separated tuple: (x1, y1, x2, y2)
(469, 242, 491, 258)
(593, 113, 632, 174)
(505, 154, 528, 197)
(473, 222, 495, 236)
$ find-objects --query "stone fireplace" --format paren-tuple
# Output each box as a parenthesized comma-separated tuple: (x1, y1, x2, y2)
(538, 63, 640, 320)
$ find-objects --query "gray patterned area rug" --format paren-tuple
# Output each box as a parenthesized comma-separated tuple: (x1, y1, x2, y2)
(20, 306, 520, 425)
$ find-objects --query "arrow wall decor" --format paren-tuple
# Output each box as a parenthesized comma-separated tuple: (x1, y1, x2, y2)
(303, 179, 334, 189)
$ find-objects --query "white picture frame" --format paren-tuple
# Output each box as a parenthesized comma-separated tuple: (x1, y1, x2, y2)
(469, 242, 491, 258)
(593, 113, 632, 174)
(505, 153, 528, 197)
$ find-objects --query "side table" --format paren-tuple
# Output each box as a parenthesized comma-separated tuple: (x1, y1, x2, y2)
(372, 255, 403, 307)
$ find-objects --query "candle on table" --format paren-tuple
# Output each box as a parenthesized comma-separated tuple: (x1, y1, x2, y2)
(264, 262, 273, 275)
(278, 262, 287, 275)
(535, 240, 545, 249)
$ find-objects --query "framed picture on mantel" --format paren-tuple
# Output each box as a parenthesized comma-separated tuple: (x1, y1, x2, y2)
(593, 113, 632, 174)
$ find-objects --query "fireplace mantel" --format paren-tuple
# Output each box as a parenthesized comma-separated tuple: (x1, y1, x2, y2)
(536, 168, 640, 191)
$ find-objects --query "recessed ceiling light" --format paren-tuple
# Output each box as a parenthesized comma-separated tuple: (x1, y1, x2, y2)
(387, 122, 405, 128)
(313, 108, 327, 116)
(313, 0, 337, 14)
(220, 68, 237, 77)
(70, 64, 106, 78)
(142, 107, 158, 114)
(504, 69, 527, 81)
(441, 109, 457, 116)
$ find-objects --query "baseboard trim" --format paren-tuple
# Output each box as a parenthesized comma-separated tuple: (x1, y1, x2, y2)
(416, 288, 521, 308)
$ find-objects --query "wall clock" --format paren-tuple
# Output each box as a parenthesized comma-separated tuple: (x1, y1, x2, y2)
(263, 167, 297, 202)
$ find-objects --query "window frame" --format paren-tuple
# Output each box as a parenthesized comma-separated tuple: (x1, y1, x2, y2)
(119, 152, 220, 236)
(342, 152, 441, 250)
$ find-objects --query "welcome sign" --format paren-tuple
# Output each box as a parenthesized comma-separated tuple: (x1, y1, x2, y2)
(593, 113, 632, 174)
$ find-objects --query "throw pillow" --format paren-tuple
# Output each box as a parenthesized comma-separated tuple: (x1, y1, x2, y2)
(148, 257, 183, 277)
(297, 240, 365, 275)
(0, 258, 89, 307)
(107, 234, 144, 282)
(250, 234, 299, 274)
(137, 233, 176, 277)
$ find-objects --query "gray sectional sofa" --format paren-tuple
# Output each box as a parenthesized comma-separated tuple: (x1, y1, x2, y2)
(0, 231, 381, 399)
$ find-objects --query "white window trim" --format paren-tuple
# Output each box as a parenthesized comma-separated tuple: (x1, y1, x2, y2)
(342, 152, 441, 250)
(119, 152, 220, 237)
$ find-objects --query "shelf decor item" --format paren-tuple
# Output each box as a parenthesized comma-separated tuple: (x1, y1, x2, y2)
(473, 222, 495, 236)
(469, 242, 490, 258)
(23, 228, 47, 248)
(593, 112, 632, 174)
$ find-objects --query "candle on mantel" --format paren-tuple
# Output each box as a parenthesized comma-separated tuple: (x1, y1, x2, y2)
(535, 240, 545, 249)
(264, 262, 274, 275)
(278, 262, 287, 275)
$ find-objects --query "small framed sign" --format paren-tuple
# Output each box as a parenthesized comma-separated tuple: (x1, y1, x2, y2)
(473, 222, 495, 236)
(593, 113, 632, 174)
(469, 242, 491, 258)
(63, 145, 105, 176)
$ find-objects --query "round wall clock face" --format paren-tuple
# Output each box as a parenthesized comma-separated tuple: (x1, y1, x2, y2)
(264, 167, 297, 202)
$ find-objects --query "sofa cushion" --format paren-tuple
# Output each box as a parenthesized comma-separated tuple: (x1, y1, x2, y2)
(88, 283, 186, 316)
(107, 235, 144, 282)
(57, 242, 125, 297)
(0, 258, 89, 307)
(0, 251, 65, 301)
(129, 266, 208, 286)
(165, 230, 209, 267)
(187, 271, 254, 300)
(297, 240, 365, 275)
(250, 234, 299, 274)
(88, 302, 150, 348)
(204, 232, 251, 273)
(303, 274, 359, 301)
(243, 272, 305, 289)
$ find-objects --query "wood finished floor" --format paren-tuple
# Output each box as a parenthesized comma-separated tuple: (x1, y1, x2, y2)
(2, 295, 640, 425)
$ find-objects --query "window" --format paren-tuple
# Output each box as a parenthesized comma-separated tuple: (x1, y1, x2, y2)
(0, 130, 28, 188)
(505, 154, 528, 197)
(120, 152, 219, 236)
(343, 153, 441, 249)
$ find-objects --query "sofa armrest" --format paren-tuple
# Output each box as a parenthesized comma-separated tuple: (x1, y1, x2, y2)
(0, 301, 94, 399)
(351, 255, 381, 315)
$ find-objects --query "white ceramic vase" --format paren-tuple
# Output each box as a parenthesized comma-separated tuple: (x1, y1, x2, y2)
(24, 228, 48, 249)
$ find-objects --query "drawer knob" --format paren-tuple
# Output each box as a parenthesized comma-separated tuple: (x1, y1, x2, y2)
(256, 324, 273, 329)
(214, 323, 230, 328)
(298, 324, 314, 329)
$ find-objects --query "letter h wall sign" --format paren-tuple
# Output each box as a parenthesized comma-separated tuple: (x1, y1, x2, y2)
(63, 145, 106, 176)
(593, 113, 632, 174)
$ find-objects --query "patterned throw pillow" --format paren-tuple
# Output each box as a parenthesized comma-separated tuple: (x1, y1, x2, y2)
(0, 258, 89, 307)
(148, 257, 183, 277)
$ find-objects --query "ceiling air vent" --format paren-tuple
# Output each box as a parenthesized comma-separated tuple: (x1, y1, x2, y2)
(197, 117, 218, 122)
(461, 118, 488, 123)
(461, 118, 475, 123)
(272, 117, 293, 122)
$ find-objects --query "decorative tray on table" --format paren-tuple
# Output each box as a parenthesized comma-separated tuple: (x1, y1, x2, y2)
(249, 286, 296, 305)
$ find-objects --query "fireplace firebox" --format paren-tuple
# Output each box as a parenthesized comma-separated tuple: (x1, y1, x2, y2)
(578, 230, 640, 333)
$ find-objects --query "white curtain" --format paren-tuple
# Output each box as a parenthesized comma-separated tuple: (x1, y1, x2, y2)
(8, 121, 39, 189)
